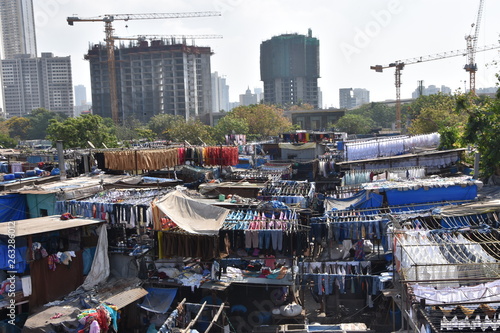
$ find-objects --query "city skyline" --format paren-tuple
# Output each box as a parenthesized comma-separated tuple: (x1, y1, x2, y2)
(27, 0, 500, 110)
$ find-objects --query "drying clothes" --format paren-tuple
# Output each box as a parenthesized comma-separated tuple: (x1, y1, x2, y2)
(354, 239, 365, 261)
(48, 254, 60, 271)
(56, 189, 164, 227)
(344, 133, 440, 161)
(162, 233, 217, 260)
(104, 148, 179, 171)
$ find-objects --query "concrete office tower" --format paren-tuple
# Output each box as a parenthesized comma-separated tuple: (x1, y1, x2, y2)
(339, 88, 355, 109)
(0, 0, 37, 59)
(74, 84, 87, 106)
(1, 53, 74, 118)
(86, 39, 213, 124)
(353, 88, 370, 107)
(211, 72, 230, 112)
(339, 88, 370, 109)
(260, 29, 320, 108)
(239, 87, 257, 106)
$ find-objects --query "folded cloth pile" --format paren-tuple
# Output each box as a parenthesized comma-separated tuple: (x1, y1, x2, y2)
(77, 303, 119, 333)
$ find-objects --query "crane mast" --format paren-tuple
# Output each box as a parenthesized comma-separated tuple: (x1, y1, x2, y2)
(464, 0, 485, 94)
(67, 12, 221, 125)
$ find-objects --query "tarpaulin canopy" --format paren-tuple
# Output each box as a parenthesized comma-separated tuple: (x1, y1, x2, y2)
(155, 190, 229, 235)
(139, 288, 177, 314)
(324, 190, 384, 211)
(0, 193, 27, 222)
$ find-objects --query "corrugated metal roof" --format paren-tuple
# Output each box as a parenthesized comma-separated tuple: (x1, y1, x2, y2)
(0, 215, 105, 237)
(104, 287, 148, 309)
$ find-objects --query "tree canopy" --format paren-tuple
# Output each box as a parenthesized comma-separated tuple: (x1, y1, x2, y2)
(148, 114, 185, 140)
(46, 114, 118, 149)
(167, 118, 215, 145)
(334, 114, 374, 134)
(213, 114, 249, 144)
(229, 104, 292, 138)
(4, 117, 31, 140)
(348, 103, 396, 129)
(406, 94, 465, 135)
(460, 93, 500, 177)
(25, 108, 67, 140)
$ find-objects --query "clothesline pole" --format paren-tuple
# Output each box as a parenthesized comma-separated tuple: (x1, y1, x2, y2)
(203, 302, 225, 333)
(182, 301, 207, 333)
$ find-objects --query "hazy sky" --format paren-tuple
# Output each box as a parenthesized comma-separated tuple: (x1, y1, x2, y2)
(33, 0, 500, 108)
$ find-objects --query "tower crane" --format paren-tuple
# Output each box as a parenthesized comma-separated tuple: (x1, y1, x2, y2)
(370, 43, 500, 130)
(464, 0, 485, 94)
(67, 12, 221, 124)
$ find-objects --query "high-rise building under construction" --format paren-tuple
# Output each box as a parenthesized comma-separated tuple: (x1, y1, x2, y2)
(260, 30, 320, 108)
(86, 39, 213, 124)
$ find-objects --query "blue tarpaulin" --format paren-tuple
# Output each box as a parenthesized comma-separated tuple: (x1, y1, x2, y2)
(139, 288, 177, 314)
(385, 184, 477, 206)
(325, 190, 384, 211)
(0, 194, 27, 222)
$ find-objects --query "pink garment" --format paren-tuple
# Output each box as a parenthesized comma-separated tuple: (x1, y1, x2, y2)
(89, 320, 101, 333)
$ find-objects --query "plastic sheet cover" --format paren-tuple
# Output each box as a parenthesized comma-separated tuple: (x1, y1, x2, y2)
(155, 190, 229, 235)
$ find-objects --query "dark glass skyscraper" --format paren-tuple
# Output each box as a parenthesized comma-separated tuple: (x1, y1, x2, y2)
(260, 29, 320, 108)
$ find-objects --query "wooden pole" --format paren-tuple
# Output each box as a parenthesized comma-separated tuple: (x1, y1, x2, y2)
(204, 303, 225, 333)
(182, 301, 207, 333)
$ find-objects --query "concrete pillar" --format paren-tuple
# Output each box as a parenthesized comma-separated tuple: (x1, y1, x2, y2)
(474, 152, 480, 179)
(56, 140, 66, 180)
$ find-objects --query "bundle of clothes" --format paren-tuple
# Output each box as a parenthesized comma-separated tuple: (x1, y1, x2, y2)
(77, 303, 119, 333)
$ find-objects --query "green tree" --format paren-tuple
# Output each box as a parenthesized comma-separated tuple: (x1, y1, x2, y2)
(407, 94, 465, 135)
(461, 93, 500, 177)
(404, 93, 456, 123)
(438, 125, 462, 150)
(168, 118, 215, 145)
(0, 133, 17, 148)
(213, 115, 249, 144)
(135, 128, 156, 142)
(349, 103, 396, 129)
(25, 108, 67, 140)
(230, 104, 292, 138)
(148, 114, 184, 140)
(5, 117, 31, 140)
(47, 114, 118, 148)
(334, 114, 374, 134)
